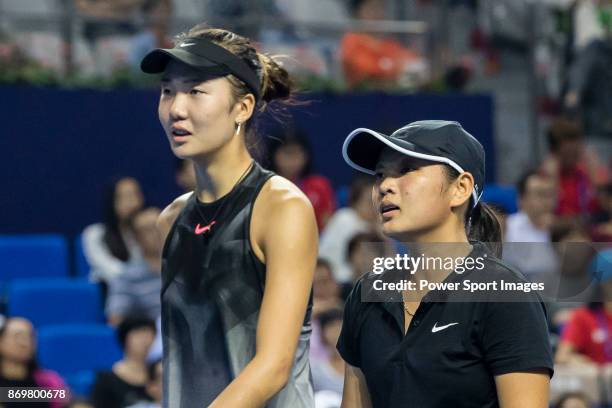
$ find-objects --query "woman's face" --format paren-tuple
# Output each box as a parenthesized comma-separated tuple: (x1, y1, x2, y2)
(0, 319, 35, 364)
(114, 178, 144, 222)
(373, 148, 454, 240)
(125, 327, 156, 359)
(273, 143, 307, 181)
(158, 60, 242, 159)
(313, 263, 339, 301)
(558, 396, 590, 408)
(132, 208, 162, 257)
(322, 319, 343, 348)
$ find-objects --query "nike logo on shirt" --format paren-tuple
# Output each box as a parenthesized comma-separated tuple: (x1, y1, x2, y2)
(195, 221, 216, 235)
(431, 322, 459, 333)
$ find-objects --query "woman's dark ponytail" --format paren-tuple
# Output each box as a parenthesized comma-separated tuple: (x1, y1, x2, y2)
(444, 165, 503, 256)
(468, 201, 503, 257)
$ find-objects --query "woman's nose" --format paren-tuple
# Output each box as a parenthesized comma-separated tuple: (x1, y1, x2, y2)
(377, 176, 396, 196)
(169, 93, 188, 120)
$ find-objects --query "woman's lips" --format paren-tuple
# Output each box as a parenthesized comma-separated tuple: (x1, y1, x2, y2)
(381, 208, 399, 220)
(172, 135, 190, 143)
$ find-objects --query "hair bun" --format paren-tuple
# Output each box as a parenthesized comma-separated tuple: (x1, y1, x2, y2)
(257, 53, 293, 103)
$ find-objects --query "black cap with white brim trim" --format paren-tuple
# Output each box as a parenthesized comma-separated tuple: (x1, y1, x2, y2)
(342, 120, 485, 206)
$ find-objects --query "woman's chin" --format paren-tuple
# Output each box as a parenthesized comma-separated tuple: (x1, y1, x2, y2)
(381, 220, 401, 238)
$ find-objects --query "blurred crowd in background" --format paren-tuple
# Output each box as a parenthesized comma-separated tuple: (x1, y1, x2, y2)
(2, 0, 612, 407)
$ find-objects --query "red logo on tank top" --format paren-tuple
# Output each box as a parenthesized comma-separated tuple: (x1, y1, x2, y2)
(195, 221, 216, 235)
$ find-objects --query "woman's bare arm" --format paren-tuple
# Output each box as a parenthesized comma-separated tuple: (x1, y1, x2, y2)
(208, 181, 318, 407)
(495, 370, 550, 408)
(341, 364, 372, 408)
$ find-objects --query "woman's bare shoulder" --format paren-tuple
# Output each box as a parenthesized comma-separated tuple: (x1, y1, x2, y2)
(157, 192, 193, 239)
(259, 175, 310, 205)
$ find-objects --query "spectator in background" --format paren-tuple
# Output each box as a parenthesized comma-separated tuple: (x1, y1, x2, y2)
(311, 308, 344, 400)
(503, 169, 560, 280)
(590, 182, 612, 242)
(126, 360, 162, 408)
(553, 392, 592, 408)
(106, 207, 162, 326)
(319, 175, 377, 283)
(547, 223, 595, 331)
(175, 159, 196, 193)
(310, 259, 343, 364)
(346, 231, 391, 283)
(540, 117, 605, 221)
(130, 0, 173, 71)
(74, 0, 145, 76)
(91, 316, 156, 408)
(312, 259, 343, 319)
(269, 129, 336, 230)
(82, 177, 144, 291)
(340, 0, 425, 88)
(0, 317, 68, 408)
(555, 253, 612, 366)
(565, 0, 612, 142)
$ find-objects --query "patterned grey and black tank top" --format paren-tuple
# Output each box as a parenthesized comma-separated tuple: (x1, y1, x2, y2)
(161, 162, 314, 408)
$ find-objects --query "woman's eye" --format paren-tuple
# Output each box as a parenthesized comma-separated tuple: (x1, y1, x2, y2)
(161, 88, 170, 94)
(190, 89, 204, 95)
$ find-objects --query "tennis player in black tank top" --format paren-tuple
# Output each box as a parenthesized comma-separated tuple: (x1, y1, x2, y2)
(141, 25, 317, 407)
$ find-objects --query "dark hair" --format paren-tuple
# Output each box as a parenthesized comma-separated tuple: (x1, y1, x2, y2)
(116, 316, 156, 350)
(267, 127, 313, 178)
(174, 25, 295, 152)
(550, 221, 588, 243)
(0, 317, 38, 375)
(444, 167, 503, 256)
(553, 391, 591, 408)
(598, 181, 612, 196)
(347, 232, 386, 261)
(547, 117, 583, 153)
(317, 308, 344, 343)
(516, 168, 545, 197)
(348, 0, 371, 15)
(316, 258, 333, 271)
(102, 177, 141, 262)
(147, 359, 162, 382)
(349, 174, 375, 207)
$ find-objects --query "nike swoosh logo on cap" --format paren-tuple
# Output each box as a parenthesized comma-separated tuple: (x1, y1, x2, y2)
(180, 42, 196, 47)
(431, 322, 459, 333)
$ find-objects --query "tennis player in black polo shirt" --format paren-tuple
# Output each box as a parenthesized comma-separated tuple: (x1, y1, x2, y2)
(337, 120, 553, 407)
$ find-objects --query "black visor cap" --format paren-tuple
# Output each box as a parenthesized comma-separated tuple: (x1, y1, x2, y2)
(140, 38, 261, 101)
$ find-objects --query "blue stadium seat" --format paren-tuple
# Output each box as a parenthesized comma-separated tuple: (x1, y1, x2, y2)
(482, 184, 518, 214)
(64, 371, 95, 398)
(37, 324, 122, 392)
(7, 278, 103, 327)
(0, 235, 68, 281)
(74, 234, 90, 278)
(335, 185, 349, 208)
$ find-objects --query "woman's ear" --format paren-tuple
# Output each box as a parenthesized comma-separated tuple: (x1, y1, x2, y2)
(234, 93, 256, 124)
(450, 172, 474, 208)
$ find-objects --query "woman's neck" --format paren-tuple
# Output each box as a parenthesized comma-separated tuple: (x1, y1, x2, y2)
(397, 218, 472, 284)
(1, 361, 28, 380)
(400, 215, 469, 247)
(122, 354, 147, 367)
(192, 137, 253, 203)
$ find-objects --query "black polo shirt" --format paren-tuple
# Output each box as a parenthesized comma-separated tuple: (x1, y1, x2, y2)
(336, 241, 554, 408)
